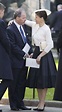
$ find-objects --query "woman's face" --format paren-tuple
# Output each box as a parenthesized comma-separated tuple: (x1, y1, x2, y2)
(35, 14, 43, 24)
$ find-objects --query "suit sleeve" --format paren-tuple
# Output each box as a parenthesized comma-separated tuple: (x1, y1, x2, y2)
(0, 20, 11, 54)
(50, 13, 57, 29)
(7, 28, 25, 60)
(57, 31, 62, 49)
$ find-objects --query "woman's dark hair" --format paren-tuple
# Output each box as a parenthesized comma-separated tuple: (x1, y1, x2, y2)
(35, 10, 47, 21)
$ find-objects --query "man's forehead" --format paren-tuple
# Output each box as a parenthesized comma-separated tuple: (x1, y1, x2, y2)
(21, 11, 26, 16)
(21, 12, 26, 18)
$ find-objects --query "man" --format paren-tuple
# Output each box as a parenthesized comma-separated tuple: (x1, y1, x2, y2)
(7, 8, 33, 111)
(50, 4, 62, 31)
(48, 4, 62, 48)
(0, 3, 13, 112)
(53, 30, 62, 101)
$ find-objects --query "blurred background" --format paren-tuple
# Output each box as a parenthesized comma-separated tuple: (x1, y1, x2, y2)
(0, 0, 62, 22)
(0, 0, 62, 48)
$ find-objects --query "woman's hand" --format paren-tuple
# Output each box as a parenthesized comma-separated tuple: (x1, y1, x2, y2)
(36, 55, 41, 64)
(36, 51, 46, 64)
(8, 20, 14, 26)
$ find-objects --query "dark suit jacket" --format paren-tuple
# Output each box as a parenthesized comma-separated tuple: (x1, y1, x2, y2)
(7, 22, 33, 68)
(53, 31, 62, 101)
(57, 31, 62, 49)
(24, 24, 32, 44)
(54, 31, 62, 101)
(0, 19, 13, 80)
(49, 10, 62, 31)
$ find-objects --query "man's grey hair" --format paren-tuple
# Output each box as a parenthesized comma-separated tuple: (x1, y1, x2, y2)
(0, 3, 5, 10)
(13, 8, 25, 19)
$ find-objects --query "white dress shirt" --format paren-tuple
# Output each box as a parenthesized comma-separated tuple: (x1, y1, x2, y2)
(25, 20, 53, 53)
(14, 20, 26, 38)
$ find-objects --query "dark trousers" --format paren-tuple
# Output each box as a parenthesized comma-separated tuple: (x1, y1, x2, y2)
(0, 79, 11, 100)
(8, 67, 27, 108)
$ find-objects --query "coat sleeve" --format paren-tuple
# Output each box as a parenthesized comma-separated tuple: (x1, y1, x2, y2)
(0, 20, 11, 54)
(57, 31, 62, 49)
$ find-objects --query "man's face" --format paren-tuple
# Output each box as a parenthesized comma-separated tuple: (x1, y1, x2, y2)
(0, 9, 4, 18)
(16, 12, 26, 25)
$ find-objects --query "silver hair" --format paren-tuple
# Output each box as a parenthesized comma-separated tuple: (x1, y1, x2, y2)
(13, 8, 25, 19)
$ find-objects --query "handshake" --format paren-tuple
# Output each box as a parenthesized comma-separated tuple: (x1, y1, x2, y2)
(23, 53, 33, 60)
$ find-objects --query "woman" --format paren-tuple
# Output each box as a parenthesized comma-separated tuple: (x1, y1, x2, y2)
(25, 10, 57, 111)
(53, 30, 62, 101)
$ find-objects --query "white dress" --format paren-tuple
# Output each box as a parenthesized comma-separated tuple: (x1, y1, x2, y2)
(26, 20, 57, 89)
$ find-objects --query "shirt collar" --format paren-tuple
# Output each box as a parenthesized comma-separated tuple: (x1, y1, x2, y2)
(14, 20, 26, 37)
(14, 20, 21, 31)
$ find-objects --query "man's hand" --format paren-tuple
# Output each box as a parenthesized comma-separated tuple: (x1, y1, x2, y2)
(23, 53, 30, 59)
(29, 53, 33, 58)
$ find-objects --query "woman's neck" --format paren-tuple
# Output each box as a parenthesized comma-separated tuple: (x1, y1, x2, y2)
(39, 21, 45, 27)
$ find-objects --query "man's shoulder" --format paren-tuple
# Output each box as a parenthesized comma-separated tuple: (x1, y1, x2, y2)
(0, 19, 5, 25)
(56, 10, 62, 15)
(0, 19, 4, 22)
(7, 22, 19, 35)
(0, 19, 7, 29)
(7, 22, 15, 30)
(59, 10, 62, 15)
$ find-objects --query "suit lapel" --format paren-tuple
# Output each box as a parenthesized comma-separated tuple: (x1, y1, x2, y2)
(12, 23, 25, 44)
